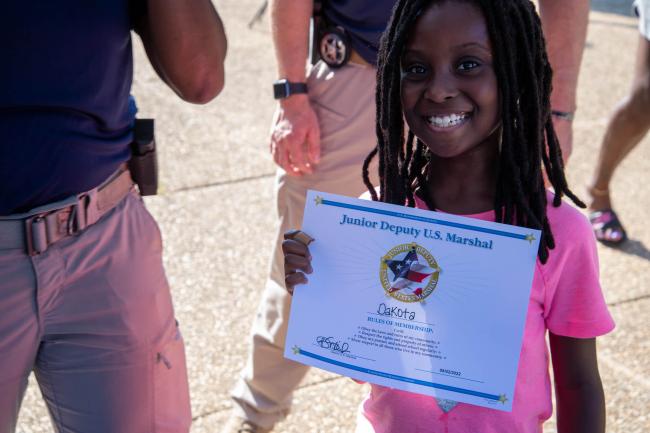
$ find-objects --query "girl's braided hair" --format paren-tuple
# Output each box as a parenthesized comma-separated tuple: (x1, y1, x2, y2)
(362, 0, 584, 264)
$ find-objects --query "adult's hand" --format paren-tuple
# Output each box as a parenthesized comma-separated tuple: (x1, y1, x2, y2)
(270, 95, 321, 175)
(268, 0, 317, 174)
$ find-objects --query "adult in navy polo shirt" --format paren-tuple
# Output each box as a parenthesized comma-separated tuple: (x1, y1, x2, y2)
(0, 1, 226, 432)
(224, 1, 592, 433)
(1, 2, 226, 214)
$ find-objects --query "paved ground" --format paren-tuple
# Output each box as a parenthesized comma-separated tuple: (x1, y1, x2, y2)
(15, 1, 649, 432)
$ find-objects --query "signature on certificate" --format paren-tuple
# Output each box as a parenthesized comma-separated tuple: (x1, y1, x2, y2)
(316, 336, 351, 355)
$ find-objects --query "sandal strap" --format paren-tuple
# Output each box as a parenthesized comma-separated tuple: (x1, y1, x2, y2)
(590, 210, 615, 226)
(588, 185, 610, 197)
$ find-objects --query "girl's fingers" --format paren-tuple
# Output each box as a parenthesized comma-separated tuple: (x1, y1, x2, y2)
(282, 239, 311, 261)
(284, 230, 315, 246)
(285, 271, 308, 294)
(283, 230, 315, 296)
(285, 253, 313, 274)
(282, 238, 308, 255)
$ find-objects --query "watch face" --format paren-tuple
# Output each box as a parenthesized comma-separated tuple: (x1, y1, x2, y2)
(273, 80, 290, 99)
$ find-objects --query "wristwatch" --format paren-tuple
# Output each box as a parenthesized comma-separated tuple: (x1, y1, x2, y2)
(273, 79, 308, 99)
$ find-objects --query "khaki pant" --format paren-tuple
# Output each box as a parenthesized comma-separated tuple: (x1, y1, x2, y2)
(0, 191, 191, 433)
(231, 61, 378, 428)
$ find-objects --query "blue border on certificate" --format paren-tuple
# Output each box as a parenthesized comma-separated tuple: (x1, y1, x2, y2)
(297, 348, 502, 402)
(319, 198, 527, 241)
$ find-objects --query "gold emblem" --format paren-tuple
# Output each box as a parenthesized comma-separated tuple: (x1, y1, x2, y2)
(379, 243, 441, 303)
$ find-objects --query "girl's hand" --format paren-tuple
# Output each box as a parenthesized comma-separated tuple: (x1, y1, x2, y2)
(282, 230, 314, 295)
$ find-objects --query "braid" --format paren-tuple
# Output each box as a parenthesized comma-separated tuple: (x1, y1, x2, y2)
(362, 0, 584, 264)
(412, 140, 435, 210)
(362, 146, 379, 201)
(370, 0, 429, 205)
(402, 131, 416, 207)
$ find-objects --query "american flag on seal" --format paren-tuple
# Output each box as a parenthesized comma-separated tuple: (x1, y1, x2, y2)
(384, 247, 435, 297)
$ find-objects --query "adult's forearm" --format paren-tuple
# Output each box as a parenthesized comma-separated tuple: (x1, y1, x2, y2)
(539, 0, 590, 112)
(142, 0, 227, 104)
(270, 0, 313, 83)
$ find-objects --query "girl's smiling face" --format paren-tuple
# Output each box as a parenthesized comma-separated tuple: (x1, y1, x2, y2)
(401, 1, 500, 159)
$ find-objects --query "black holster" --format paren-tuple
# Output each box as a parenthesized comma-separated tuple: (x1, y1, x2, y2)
(128, 118, 158, 196)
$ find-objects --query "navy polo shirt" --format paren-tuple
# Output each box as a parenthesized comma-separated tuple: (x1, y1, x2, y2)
(0, 1, 142, 215)
(322, 0, 397, 65)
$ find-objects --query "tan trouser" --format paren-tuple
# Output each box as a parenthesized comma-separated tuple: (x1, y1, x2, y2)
(0, 190, 191, 433)
(231, 60, 378, 428)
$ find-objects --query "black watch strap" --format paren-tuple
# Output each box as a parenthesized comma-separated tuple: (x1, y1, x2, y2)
(273, 79, 308, 99)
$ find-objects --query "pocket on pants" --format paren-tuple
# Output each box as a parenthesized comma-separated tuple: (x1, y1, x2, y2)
(153, 326, 192, 433)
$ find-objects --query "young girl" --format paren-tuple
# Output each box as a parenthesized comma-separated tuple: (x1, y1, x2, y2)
(283, 1, 615, 432)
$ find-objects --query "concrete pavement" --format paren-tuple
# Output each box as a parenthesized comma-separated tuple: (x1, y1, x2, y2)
(15, 1, 649, 432)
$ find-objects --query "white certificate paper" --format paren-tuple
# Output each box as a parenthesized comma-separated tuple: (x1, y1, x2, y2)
(284, 191, 541, 412)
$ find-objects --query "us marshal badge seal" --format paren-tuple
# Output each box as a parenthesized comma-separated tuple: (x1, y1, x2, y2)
(380, 243, 441, 303)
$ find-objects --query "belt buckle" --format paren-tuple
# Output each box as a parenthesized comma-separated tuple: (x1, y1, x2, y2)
(24, 195, 89, 256)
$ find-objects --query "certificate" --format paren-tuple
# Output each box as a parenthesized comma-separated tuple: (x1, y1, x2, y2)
(284, 191, 541, 412)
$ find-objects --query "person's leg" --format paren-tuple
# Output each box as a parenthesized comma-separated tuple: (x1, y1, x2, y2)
(33, 193, 191, 433)
(0, 249, 40, 433)
(228, 178, 310, 432)
(589, 31, 650, 243)
(228, 61, 378, 431)
(538, 0, 590, 162)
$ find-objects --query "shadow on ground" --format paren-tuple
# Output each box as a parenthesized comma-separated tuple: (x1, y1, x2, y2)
(608, 239, 650, 262)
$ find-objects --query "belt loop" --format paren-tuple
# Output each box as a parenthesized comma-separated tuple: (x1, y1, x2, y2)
(83, 189, 99, 227)
(68, 194, 89, 235)
(75, 203, 87, 232)
(26, 217, 48, 256)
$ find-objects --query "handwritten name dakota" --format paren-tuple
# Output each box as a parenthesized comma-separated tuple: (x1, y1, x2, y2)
(339, 213, 494, 250)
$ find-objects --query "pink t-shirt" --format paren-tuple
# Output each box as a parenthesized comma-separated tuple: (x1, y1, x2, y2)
(357, 195, 615, 433)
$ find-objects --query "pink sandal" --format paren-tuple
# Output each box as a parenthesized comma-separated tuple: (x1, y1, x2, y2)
(589, 209, 627, 246)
